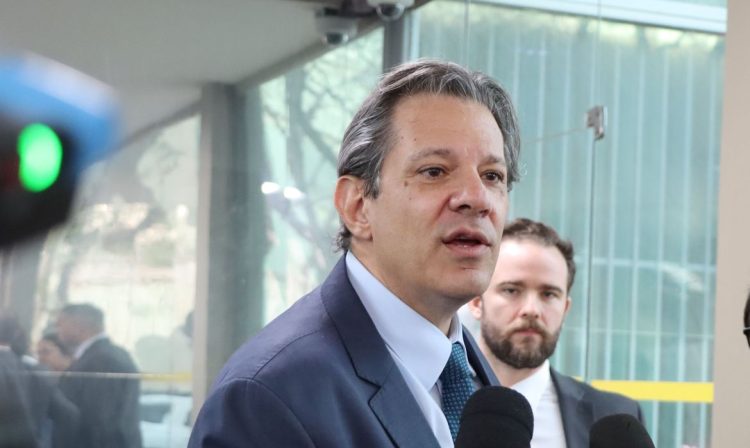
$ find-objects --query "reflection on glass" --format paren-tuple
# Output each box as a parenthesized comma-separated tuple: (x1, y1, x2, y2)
(416, 1, 722, 447)
(8, 114, 201, 448)
(56, 303, 141, 447)
(257, 28, 384, 324)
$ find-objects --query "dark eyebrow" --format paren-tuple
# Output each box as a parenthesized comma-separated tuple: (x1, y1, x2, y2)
(540, 284, 565, 294)
(407, 147, 507, 167)
(495, 281, 523, 291)
(483, 154, 506, 168)
(495, 281, 564, 295)
(407, 147, 453, 162)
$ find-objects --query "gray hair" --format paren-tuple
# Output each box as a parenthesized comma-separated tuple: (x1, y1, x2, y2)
(336, 59, 521, 251)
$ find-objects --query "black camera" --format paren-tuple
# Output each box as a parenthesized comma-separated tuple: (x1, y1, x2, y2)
(0, 55, 119, 247)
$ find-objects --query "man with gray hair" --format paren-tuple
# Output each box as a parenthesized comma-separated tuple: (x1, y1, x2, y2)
(190, 59, 522, 447)
(56, 304, 142, 448)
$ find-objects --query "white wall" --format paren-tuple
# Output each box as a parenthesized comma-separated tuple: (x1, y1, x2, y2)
(711, 0, 750, 445)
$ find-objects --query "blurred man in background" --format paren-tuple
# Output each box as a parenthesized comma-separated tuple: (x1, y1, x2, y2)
(0, 312, 79, 448)
(469, 218, 643, 447)
(56, 303, 142, 448)
(37, 333, 73, 373)
(0, 312, 37, 447)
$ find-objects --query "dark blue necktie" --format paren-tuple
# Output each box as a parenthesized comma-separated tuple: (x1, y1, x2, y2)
(440, 342, 476, 441)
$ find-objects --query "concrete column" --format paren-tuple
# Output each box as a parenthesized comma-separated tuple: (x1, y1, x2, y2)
(192, 84, 268, 416)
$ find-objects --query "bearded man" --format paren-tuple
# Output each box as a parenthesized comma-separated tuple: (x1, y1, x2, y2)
(469, 218, 644, 448)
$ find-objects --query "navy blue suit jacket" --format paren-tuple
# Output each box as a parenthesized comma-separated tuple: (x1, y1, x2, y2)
(189, 257, 499, 447)
(551, 369, 645, 448)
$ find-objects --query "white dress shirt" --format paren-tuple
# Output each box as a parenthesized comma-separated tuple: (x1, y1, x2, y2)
(346, 251, 474, 448)
(73, 332, 107, 360)
(511, 361, 567, 448)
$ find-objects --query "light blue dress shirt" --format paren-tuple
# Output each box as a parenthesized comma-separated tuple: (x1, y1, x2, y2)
(346, 251, 475, 448)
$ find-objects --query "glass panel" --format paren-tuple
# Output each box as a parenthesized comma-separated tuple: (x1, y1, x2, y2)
(253, 29, 384, 324)
(663, 0, 725, 6)
(1, 114, 199, 448)
(416, 1, 723, 446)
(588, 11, 722, 448)
(1, 13, 384, 444)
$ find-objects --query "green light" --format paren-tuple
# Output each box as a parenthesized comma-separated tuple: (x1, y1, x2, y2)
(17, 123, 63, 192)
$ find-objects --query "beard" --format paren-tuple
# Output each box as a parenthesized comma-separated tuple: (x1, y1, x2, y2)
(481, 318, 562, 369)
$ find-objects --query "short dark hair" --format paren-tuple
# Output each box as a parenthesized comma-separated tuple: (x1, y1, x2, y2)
(744, 290, 750, 328)
(60, 303, 105, 333)
(336, 59, 521, 251)
(501, 218, 576, 293)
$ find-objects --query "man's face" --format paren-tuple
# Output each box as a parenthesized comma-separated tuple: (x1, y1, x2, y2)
(470, 239, 571, 369)
(55, 314, 81, 348)
(360, 93, 508, 316)
(37, 340, 71, 372)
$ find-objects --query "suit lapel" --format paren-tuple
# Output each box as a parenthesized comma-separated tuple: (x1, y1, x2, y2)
(321, 258, 440, 448)
(369, 369, 442, 448)
(463, 329, 499, 387)
(68, 337, 110, 372)
(61, 337, 109, 392)
(76, 337, 105, 362)
(551, 369, 593, 448)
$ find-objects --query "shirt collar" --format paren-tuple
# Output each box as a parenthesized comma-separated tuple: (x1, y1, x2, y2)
(73, 333, 107, 359)
(510, 360, 551, 412)
(346, 251, 467, 391)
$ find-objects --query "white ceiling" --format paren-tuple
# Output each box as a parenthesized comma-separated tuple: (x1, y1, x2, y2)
(0, 0, 345, 140)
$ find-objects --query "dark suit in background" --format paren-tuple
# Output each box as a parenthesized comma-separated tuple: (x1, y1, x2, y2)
(59, 337, 142, 448)
(0, 350, 37, 448)
(189, 258, 499, 448)
(21, 361, 80, 448)
(552, 369, 644, 448)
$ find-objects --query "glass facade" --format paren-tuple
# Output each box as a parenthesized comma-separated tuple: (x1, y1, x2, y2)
(414, 2, 723, 447)
(254, 29, 384, 323)
(2, 115, 200, 447)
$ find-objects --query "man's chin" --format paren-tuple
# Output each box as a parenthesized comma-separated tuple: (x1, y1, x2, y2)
(504, 352, 547, 370)
(445, 267, 493, 297)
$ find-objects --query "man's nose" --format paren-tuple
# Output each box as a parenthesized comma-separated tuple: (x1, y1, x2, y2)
(519, 294, 542, 319)
(448, 171, 493, 216)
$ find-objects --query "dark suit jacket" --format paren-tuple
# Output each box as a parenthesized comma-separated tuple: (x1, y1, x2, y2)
(189, 257, 499, 448)
(21, 361, 80, 448)
(551, 369, 644, 448)
(59, 337, 142, 448)
(0, 350, 37, 448)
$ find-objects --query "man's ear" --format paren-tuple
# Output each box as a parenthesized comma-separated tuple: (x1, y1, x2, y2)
(563, 296, 572, 316)
(334, 175, 372, 242)
(467, 296, 483, 320)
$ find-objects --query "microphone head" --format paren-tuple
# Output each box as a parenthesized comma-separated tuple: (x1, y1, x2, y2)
(590, 414, 655, 448)
(454, 386, 534, 448)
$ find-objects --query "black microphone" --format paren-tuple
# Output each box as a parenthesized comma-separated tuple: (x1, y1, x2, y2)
(455, 386, 534, 448)
(590, 414, 655, 448)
